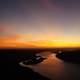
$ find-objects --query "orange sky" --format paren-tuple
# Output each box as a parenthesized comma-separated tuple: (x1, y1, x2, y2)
(0, 34, 80, 48)
(0, 0, 80, 49)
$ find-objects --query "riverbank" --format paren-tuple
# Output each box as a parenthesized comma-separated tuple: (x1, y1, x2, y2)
(0, 49, 50, 80)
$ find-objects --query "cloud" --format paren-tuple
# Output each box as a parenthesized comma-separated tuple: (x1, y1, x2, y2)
(0, 23, 15, 37)
(0, 34, 37, 48)
(0, 33, 33, 40)
(40, 0, 64, 14)
(40, 0, 58, 10)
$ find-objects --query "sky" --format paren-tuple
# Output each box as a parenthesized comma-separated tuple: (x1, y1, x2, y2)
(0, 0, 80, 48)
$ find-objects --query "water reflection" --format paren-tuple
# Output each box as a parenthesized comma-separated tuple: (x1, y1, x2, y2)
(29, 52, 65, 80)
(20, 52, 80, 80)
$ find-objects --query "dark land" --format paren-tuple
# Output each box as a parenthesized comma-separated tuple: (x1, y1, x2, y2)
(56, 49, 80, 63)
(0, 48, 52, 80)
(0, 48, 80, 80)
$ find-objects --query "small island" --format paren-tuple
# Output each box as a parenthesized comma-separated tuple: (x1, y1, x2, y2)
(56, 50, 80, 63)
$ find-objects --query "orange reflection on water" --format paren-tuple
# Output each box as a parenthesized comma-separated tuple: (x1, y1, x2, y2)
(31, 53, 65, 80)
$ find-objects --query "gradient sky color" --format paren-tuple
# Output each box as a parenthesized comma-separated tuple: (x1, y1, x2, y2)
(0, 0, 80, 48)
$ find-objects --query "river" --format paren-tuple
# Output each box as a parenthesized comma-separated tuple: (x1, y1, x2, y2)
(20, 52, 80, 80)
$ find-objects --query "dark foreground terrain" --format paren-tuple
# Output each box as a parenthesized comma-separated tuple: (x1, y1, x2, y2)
(0, 48, 80, 80)
(0, 48, 50, 80)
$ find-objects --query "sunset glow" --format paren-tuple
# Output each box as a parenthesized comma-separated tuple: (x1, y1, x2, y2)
(0, 35, 80, 48)
(0, 0, 80, 49)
